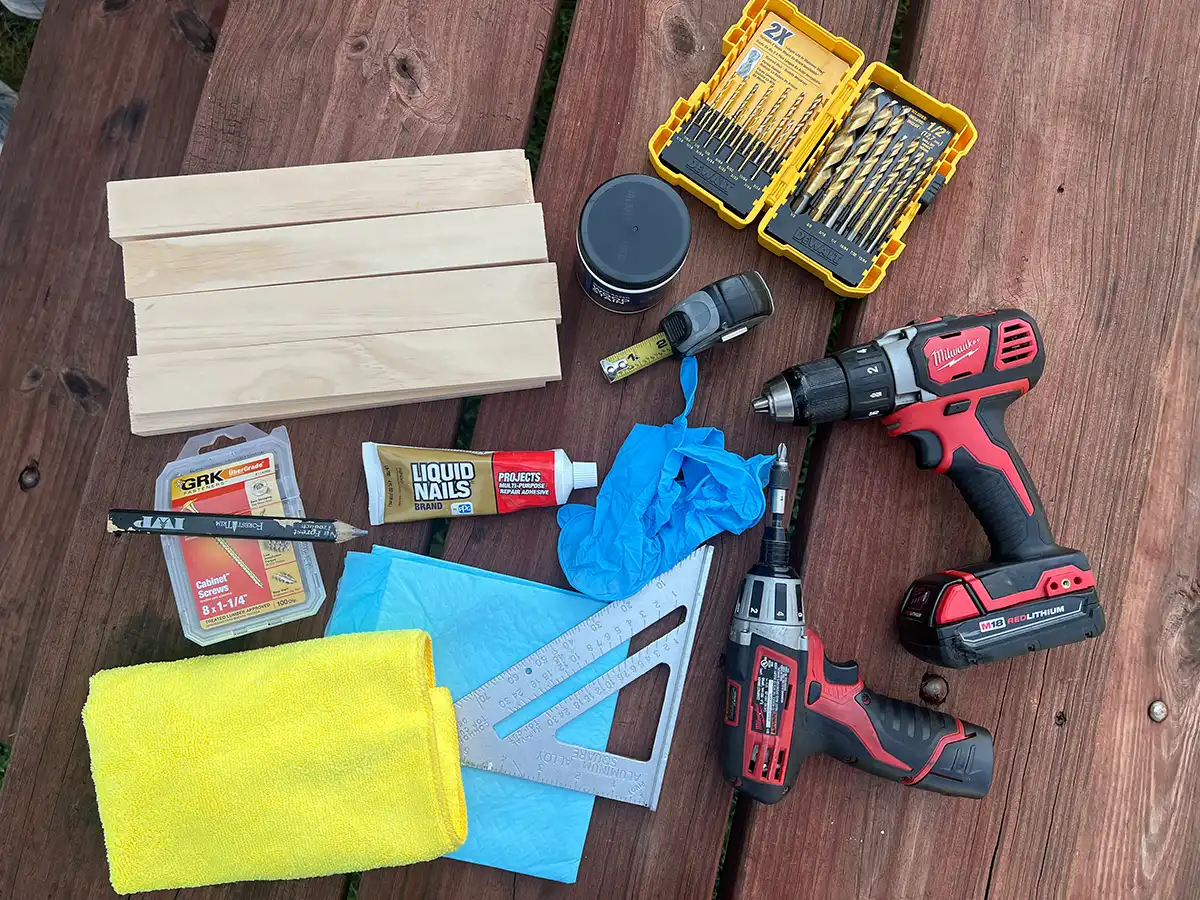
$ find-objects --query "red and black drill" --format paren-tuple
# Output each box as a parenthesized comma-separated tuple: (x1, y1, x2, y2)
(750, 309, 1106, 668)
(722, 444, 993, 802)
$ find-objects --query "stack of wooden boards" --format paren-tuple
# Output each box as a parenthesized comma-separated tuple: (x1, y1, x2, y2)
(107, 149, 562, 437)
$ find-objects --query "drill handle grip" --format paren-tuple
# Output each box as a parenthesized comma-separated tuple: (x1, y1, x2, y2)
(722, 631, 993, 802)
(888, 387, 1059, 562)
(799, 632, 993, 798)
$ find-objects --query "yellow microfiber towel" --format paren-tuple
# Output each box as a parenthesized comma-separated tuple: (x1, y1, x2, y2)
(81, 630, 467, 894)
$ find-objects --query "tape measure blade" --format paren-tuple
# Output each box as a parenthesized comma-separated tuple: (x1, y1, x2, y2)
(600, 331, 674, 383)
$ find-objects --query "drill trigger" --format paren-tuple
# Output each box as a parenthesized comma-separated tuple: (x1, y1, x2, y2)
(900, 429, 942, 469)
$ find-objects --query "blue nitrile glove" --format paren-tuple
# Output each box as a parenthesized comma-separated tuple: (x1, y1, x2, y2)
(557, 356, 774, 601)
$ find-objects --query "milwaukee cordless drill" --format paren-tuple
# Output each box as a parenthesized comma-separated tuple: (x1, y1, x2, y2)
(722, 444, 993, 803)
(751, 309, 1105, 669)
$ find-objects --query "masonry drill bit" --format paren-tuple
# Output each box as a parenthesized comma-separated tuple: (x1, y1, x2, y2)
(809, 100, 898, 221)
(790, 87, 884, 212)
(863, 149, 936, 249)
(709, 82, 758, 149)
(748, 91, 805, 175)
(737, 87, 789, 171)
(848, 136, 921, 239)
(704, 81, 749, 149)
(727, 87, 772, 161)
(825, 111, 907, 228)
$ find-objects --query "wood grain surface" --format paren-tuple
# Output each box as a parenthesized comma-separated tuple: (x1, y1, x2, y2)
(132, 263, 561, 354)
(724, 0, 1200, 899)
(107, 148, 534, 241)
(120, 202, 549, 297)
(0, 0, 224, 754)
(356, 1, 896, 897)
(0, 0, 559, 897)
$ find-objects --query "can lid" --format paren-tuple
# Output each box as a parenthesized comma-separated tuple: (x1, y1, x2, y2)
(578, 174, 691, 291)
(572, 462, 599, 490)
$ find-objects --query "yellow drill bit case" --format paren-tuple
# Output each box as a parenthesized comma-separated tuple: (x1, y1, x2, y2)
(648, 0, 977, 297)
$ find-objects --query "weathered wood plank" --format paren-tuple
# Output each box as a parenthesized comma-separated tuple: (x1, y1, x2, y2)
(357, 0, 897, 897)
(0, 1, 559, 897)
(0, 0, 224, 752)
(725, 0, 1200, 898)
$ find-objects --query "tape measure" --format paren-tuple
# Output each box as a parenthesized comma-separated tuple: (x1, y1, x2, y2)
(600, 271, 775, 384)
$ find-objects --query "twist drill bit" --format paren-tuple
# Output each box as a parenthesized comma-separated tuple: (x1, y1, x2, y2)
(684, 77, 738, 138)
(704, 81, 750, 149)
(749, 92, 807, 176)
(737, 87, 790, 171)
(848, 136, 921, 239)
(727, 87, 773, 161)
(709, 82, 758, 150)
(761, 92, 825, 174)
(863, 149, 936, 249)
(809, 100, 898, 221)
(790, 87, 884, 212)
(825, 111, 907, 228)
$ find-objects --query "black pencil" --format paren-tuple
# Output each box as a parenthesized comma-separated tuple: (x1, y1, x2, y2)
(107, 509, 369, 544)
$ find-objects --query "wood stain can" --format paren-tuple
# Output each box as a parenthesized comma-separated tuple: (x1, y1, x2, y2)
(576, 174, 691, 313)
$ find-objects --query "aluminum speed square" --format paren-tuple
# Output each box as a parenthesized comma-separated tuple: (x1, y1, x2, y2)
(455, 546, 714, 808)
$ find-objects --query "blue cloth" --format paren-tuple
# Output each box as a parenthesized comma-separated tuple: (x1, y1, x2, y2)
(326, 546, 627, 884)
(558, 357, 774, 601)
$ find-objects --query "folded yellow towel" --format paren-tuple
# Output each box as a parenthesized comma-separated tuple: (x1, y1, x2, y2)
(81, 630, 467, 894)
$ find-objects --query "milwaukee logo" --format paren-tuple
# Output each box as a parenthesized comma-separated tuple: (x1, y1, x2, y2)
(930, 338, 980, 370)
(979, 616, 1006, 633)
(136, 515, 184, 531)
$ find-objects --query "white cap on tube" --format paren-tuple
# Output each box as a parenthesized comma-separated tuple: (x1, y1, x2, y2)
(572, 461, 599, 490)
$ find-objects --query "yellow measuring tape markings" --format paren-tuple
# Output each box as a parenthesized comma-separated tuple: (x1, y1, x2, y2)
(600, 333, 674, 384)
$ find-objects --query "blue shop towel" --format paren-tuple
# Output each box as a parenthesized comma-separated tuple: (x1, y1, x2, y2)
(326, 547, 627, 883)
(558, 356, 774, 601)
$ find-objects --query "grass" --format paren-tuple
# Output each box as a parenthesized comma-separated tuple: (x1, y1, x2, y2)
(0, 740, 10, 791)
(0, 7, 37, 91)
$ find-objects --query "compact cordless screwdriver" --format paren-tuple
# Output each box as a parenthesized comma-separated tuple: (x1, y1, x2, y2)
(751, 309, 1106, 669)
(722, 444, 993, 803)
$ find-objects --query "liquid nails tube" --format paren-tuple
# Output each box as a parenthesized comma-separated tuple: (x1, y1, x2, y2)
(363, 444, 599, 525)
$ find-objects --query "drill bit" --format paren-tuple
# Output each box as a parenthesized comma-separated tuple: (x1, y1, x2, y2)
(737, 87, 790, 171)
(824, 110, 906, 227)
(862, 148, 936, 250)
(708, 82, 758, 150)
(847, 135, 921, 239)
(683, 77, 737, 138)
(747, 92, 805, 174)
(791, 87, 884, 212)
(808, 100, 897, 221)
(727, 87, 772, 162)
(703, 81, 749, 149)
(760, 92, 825, 175)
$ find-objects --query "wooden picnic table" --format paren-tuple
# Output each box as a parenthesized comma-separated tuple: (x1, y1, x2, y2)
(0, 0, 1197, 897)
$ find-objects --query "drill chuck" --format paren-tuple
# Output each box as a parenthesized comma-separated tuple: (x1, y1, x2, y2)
(751, 358, 850, 425)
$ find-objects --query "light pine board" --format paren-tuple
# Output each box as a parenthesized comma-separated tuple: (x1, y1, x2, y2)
(107, 149, 534, 242)
(132, 263, 561, 354)
(126, 319, 561, 435)
(121, 202, 548, 298)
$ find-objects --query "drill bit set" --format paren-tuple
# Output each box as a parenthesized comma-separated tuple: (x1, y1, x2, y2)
(763, 85, 955, 289)
(651, 10, 851, 221)
(651, 1, 977, 297)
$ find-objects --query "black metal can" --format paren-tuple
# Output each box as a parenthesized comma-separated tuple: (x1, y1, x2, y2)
(576, 174, 691, 314)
